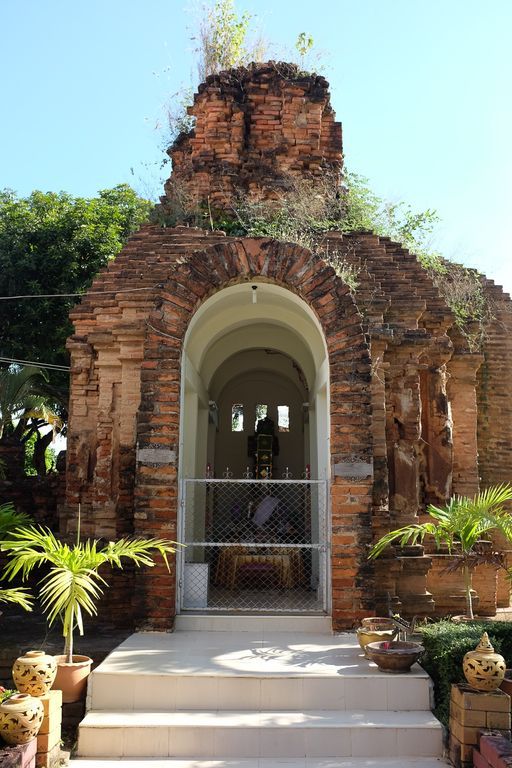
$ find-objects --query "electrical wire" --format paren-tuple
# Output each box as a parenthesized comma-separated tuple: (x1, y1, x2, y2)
(0, 284, 161, 301)
(0, 356, 70, 371)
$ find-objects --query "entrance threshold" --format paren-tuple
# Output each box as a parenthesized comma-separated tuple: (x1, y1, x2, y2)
(174, 614, 332, 633)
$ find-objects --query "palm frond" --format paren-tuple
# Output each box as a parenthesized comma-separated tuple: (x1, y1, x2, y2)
(368, 522, 438, 559)
(0, 523, 181, 653)
(0, 504, 34, 538)
(0, 587, 33, 611)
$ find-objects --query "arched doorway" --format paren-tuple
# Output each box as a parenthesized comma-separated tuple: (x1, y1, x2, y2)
(178, 281, 330, 613)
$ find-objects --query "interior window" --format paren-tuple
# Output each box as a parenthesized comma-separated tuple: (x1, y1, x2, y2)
(231, 404, 244, 432)
(278, 405, 290, 432)
(255, 404, 268, 431)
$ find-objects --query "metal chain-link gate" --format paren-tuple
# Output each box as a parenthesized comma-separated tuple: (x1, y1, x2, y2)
(178, 479, 329, 613)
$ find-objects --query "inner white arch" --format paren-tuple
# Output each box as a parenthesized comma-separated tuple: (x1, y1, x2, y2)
(179, 281, 330, 482)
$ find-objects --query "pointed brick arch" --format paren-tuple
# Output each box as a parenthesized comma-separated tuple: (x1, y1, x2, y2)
(132, 238, 374, 630)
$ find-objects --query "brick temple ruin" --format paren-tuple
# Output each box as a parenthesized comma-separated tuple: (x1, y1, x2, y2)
(62, 63, 512, 630)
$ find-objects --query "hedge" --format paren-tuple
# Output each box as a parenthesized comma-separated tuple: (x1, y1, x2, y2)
(419, 619, 512, 726)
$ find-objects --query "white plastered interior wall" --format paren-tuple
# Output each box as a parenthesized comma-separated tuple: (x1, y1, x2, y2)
(178, 281, 331, 597)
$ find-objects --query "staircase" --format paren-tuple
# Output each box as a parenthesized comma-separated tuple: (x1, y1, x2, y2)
(73, 616, 446, 767)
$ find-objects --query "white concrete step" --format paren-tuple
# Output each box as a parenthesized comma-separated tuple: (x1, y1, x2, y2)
(174, 616, 333, 633)
(86, 631, 433, 713)
(70, 759, 449, 768)
(87, 670, 432, 711)
(77, 709, 443, 759)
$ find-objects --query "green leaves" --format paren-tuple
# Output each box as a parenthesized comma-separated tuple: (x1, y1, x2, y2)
(0, 185, 152, 389)
(0, 502, 33, 537)
(0, 587, 33, 611)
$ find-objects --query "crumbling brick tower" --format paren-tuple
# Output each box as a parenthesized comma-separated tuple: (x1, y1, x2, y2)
(65, 62, 512, 631)
(162, 62, 343, 213)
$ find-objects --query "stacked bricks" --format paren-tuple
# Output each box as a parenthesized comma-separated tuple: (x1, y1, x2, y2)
(474, 731, 512, 768)
(35, 692, 62, 768)
(164, 62, 343, 214)
(0, 739, 36, 768)
(449, 684, 511, 768)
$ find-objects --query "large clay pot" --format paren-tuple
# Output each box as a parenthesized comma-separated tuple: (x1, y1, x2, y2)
(463, 632, 506, 691)
(12, 650, 57, 697)
(53, 655, 93, 703)
(0, 693, 44, 745)
(361, 617, 395, 631)
(366, 640, 424, 673)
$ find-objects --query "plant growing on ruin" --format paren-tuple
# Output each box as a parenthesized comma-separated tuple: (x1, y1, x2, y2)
(369, 484, 512, 619)
(194, 0, 267, 80)
(0, 503, 33, 611)
(1, 516, 179, 661)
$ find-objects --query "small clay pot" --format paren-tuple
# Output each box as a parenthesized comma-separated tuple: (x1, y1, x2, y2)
(12, 650, 57, 697)
(463, 632, 506, 692)
(356, 627, 397, 658)
(0, 693, 44, 745)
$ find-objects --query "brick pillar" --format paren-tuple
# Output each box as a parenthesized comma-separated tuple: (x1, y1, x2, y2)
(419, 345, 453, 506)
(449, 683, 510, 768)
(385, 348, 422, 526)
(446, 353, 483, 497)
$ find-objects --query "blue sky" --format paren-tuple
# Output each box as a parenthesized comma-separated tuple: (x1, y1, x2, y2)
(2, 0, 511, 292)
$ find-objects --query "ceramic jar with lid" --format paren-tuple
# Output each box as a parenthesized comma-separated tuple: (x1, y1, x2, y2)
(463, 632, 506, 691)
(12, 650, 58, 696)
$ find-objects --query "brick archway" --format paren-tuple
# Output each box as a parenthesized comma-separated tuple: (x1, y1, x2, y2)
(132, 237, 373, 630)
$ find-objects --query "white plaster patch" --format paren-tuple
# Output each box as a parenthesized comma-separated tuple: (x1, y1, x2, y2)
(136, 447, 176, 465)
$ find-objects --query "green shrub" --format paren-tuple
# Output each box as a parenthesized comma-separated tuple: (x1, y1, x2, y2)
(419, 620, 512, 725)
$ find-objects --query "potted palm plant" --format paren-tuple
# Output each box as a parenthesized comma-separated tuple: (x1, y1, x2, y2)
(368, 484, 512, 620)
(0, 511, 178, 702)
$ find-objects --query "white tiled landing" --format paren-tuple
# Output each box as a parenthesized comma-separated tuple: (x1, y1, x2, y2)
(77, 629, 445, 762)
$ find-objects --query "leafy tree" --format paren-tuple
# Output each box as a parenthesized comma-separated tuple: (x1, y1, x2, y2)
(0, 364, 65, 477)
(0, 185, 152, 390)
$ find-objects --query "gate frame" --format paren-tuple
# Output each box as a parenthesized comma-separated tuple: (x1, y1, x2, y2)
(176, 477, 331, 614)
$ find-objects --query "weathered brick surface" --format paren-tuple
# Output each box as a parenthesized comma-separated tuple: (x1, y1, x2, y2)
(60, 62, 512, 630)
(163, 62, 342, 214)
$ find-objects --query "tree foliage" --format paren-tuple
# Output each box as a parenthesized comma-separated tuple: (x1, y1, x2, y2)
(0, 364, 65, 477)
(0, 185, 152, 389)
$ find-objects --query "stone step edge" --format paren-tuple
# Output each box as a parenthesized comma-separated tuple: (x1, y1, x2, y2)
(80, 710, 442, 729)
(89, 669, 430, 679)
(69, 758, 449, 767)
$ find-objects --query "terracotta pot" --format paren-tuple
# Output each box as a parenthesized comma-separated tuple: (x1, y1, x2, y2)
(463, 632, 506, 692)
(0, 693, 44, 745)
(12, 650, 57, 697)
(53, 655, 93, 703)
(366, 640, 424, 673)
